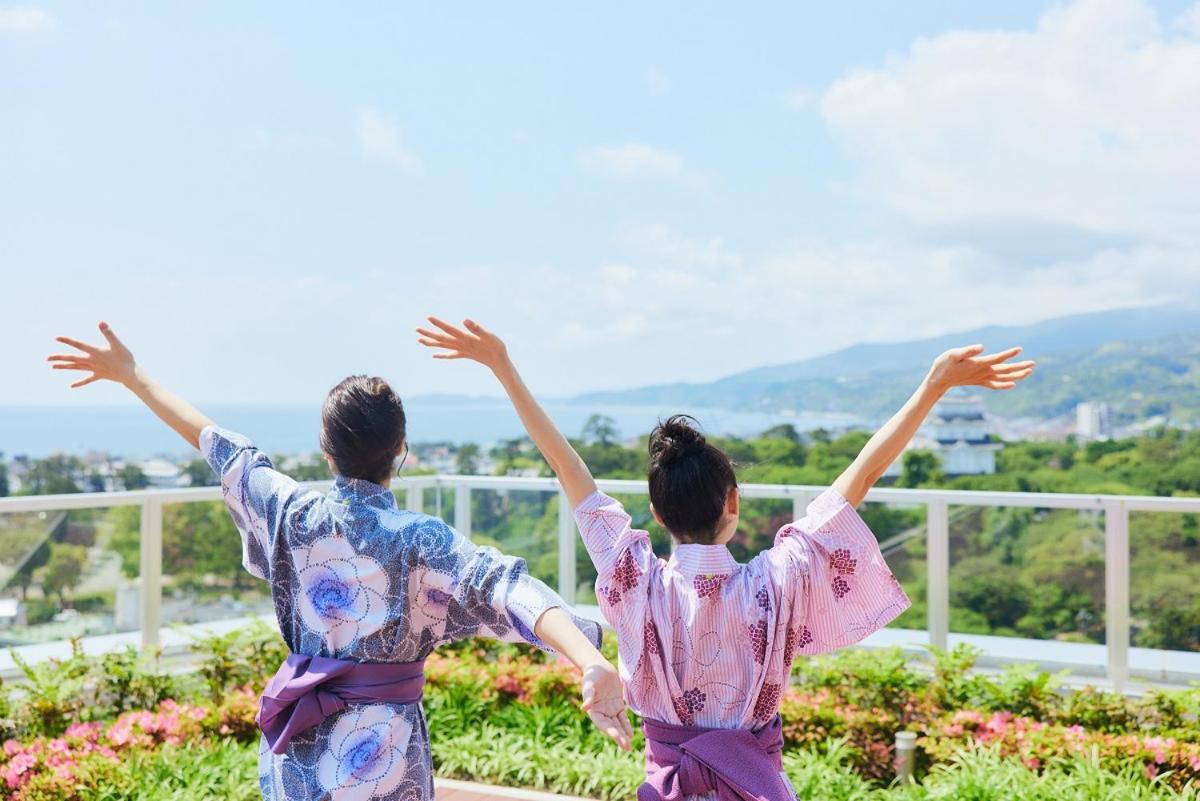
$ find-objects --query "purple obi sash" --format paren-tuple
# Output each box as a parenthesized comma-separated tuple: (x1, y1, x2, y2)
(257, 653, 426, 754)
(637, 714, 791, 801)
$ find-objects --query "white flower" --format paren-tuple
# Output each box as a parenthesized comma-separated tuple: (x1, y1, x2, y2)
(316, 706, 412, 798)
(294, 535, 391, 652)
(406, 565, 454, 641)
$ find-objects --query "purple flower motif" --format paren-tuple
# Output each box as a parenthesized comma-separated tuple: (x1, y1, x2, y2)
(295, 535, 391, 651)
(316, 706, 412, 798)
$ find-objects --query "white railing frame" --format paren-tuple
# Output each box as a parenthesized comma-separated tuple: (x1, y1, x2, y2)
(5, 476, 1200, 691)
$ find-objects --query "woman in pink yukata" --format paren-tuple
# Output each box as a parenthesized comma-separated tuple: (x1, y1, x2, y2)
(417, 316, 1035, 801)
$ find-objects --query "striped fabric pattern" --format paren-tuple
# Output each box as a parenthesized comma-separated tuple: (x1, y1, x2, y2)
(575, 488, 911, 801)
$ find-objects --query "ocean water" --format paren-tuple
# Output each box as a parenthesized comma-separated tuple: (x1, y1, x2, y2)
(0, 400, 861, 459)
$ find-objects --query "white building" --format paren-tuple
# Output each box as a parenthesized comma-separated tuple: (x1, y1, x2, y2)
(928, 392, 1002, 475)
(1076, 402, 1113, 441)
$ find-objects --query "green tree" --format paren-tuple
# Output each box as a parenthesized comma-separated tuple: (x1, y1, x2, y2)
(455, 443, 481, 475)
(0, 457, 8, 497)
(21, 455, 84, 495)
(40, 543, 87, 605)
(582, 414, 619, 446)
(899, 450, 944, 488)
(117, 464, 150, 490)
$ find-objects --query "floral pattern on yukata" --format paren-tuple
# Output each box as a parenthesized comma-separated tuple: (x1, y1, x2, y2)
(575, 488, 910, 801)
(201, 426, 601, 801)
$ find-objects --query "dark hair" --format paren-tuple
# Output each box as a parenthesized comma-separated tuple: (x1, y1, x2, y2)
(647, 415, 737, 543)
(320, 375, 406, 485)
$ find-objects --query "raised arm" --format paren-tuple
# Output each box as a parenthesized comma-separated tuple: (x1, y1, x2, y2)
(416, 317, 598, 507)
(47, 322, 214, 449)
(831, 344, 1035, 507)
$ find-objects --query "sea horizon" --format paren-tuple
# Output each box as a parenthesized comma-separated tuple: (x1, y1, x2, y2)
(0, 400, 863, 460)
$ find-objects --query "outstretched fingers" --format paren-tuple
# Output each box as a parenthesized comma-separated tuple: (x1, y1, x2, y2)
(980, 346, 1023, 365)
(426, 315, 472, 341)
(54, 335, 97, 355)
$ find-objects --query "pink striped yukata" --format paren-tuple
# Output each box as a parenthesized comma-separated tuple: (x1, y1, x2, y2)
(575, 487, 911, 800)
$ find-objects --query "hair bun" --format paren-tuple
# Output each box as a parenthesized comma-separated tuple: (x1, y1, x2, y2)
(649, 415, 707, 464)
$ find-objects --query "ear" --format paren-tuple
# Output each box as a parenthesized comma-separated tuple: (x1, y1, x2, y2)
(726, 486, 739, 516)
(397, 438, 408, 456)
(323, 453, 337, 473)
(650, 502, 665, 529)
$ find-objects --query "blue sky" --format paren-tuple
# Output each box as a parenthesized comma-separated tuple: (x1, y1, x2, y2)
(3, 0, 1198, 405)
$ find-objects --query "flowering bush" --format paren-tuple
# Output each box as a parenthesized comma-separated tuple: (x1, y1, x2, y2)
(2, 701, 209, 798)
(2, 628, 1199, 799)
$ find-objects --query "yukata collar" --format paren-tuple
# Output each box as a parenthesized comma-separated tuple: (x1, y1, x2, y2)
(331, 475, 397, 510)
(669, 543, 739, 577)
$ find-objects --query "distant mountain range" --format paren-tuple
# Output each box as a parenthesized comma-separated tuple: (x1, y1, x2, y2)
(571, 305, 1200, 423)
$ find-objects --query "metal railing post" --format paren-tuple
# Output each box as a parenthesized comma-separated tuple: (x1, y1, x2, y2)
(454, 485, 471, 538)
(139, 498, 163, 649)
(926, 499, 949, 650)
(792, 490, 812, 523)
(405, 485, 423, 514)
(1105, 500, 1130, 691)
(557, 489, 577, 605)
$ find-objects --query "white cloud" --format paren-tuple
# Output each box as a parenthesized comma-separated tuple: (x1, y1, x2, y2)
(619, 223, 741, 270)
(357, 109, 420, 171)
(820, 0, 1200, 247)
(0, 6, 56, 33)
(580, 142, 684, 180)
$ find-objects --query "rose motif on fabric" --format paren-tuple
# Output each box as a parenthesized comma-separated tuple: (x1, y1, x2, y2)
(832, 575, 851, 600)
(315, 706, 412, 798)
(747, 618, 768, 665)
(604, 585, 622, 607)
(752, 682, 782, 720)
(672, 688, 706, 726)
(407, 565, 454, 642)
(692, 573, 728, 599)
(295, 535, 391, 651)
(829, 548, 857, 576)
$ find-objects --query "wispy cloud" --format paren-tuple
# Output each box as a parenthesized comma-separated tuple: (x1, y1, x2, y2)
(820, 0, 1200, 247)
(0, 6, 57, 33)
(357, 109, 421, 172)
(580, 142, 683, 180)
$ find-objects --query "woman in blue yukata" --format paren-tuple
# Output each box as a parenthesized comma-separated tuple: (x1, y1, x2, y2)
(47, 322, 633, 801)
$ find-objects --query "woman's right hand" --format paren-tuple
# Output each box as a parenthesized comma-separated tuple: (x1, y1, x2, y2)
(416, 316, 511, 372)
(925, 344, 1035, 393)
(47, 322, 139, 389)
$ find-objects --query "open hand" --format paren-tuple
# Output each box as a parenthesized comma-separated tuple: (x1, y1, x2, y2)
(926, 345, 1036, 392)
(581, 662, 634, 751)
(416, 317, 510, 372)
(47, 322, 138, 389)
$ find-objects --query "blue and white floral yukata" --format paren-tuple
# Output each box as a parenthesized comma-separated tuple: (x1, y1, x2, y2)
(201, 426, 602, 801)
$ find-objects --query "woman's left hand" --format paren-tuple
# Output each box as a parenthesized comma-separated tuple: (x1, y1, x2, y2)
(581, 662, 634, 751)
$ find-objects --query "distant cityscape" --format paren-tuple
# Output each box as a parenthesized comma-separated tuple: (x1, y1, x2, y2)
(0, 396, 1176, 494)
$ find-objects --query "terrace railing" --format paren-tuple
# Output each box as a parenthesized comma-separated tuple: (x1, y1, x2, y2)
(2, 476, 1199, 691)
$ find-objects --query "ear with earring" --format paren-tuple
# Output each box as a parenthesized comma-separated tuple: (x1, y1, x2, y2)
(396, 443, 410, 477)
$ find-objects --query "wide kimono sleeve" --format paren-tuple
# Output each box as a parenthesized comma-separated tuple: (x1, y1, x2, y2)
(415, 516, 603, 652)
(765, 487, 911, 657)
(574, 491, 658, 673)
(199, 425, 325, 581)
